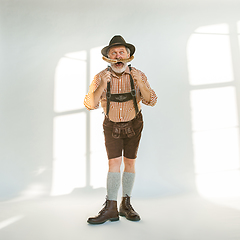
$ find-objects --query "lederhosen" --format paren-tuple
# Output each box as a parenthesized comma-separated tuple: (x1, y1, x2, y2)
(106, 65, 140, 139)
(103, 65, 143, 159)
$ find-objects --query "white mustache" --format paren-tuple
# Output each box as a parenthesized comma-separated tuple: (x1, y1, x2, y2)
(102, 55, 134, 64)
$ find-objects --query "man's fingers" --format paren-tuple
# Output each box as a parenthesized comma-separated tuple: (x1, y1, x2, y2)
(100, 71, 111, 88)
(106, 72, 111, 82)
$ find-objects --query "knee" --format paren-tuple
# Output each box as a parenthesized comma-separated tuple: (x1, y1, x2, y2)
(109, 157, 122, 172)
(124, 157, 135, 165)
(124, 157, 136, 171)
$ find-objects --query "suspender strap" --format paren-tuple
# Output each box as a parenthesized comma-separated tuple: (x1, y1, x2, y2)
(106, 65, 139, 117)
(106, 81, 111, 117)
(128, 65, 139, 116)
(106, 66, 111, 116)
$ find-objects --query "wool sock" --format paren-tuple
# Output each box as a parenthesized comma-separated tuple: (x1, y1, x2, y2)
(122, 172, 135, 197)
(107, 172, 121, 201)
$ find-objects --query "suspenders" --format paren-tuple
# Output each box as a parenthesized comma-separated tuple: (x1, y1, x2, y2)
(106, 65, 139, 117)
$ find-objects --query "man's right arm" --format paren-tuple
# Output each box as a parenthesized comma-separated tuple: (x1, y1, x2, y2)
(86, 84, 106, 109)
(84, 70, 111, 110)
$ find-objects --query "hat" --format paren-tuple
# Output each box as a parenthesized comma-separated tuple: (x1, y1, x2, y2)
(101, 35, 135, 57)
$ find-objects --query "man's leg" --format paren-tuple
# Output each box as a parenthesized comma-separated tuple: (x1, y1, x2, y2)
(107, 157, 122, 200)
(87, 157, 122, 224)
(119, 157, 140, 221)
(122, 157, 136, 197)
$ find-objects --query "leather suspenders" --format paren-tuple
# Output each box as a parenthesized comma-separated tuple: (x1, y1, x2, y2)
(106, 65, 139, 117)
(128, 65, 139, 116)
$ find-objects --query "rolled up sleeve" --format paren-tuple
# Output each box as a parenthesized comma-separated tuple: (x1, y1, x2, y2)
(139, 71, 157, 106)
(84, 74, 101, 110)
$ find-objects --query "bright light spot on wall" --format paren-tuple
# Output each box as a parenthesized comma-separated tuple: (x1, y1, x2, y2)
(196, 170, 240, 198)
(54, 51, 87, 112)
(187, 24, 233, 85)
(52, 47, 109, 194)
(52, 50, 89, 196)
(190, 87, 238, 131)
(193, 128, 240, 173)
(51, 113, 86, 196)
(191, 87, 239, 175)
(89, 46, 108, 188)
(90, 108, 108, 188)
(188, 23, 240, 198)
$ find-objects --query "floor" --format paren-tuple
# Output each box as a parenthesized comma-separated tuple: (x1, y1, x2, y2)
(0, 192, 240, 240)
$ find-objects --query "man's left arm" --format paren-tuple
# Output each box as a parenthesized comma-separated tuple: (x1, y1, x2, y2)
(131, 68, 157, 106)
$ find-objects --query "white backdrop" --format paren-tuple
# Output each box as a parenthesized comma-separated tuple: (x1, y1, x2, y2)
(1, 0, 240, 201)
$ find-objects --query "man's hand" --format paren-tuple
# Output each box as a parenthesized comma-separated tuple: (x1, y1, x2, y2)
(130, 68, 142, 85)
(88, 71, 111, 109)
(99, 71, 111, 90)
(131, 68, 151, 103)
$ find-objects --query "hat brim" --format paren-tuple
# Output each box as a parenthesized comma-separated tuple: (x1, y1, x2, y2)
(101, 43, 135, 57)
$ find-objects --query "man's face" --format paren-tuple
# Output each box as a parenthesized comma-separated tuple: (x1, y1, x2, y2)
(108, 45, 130, 73)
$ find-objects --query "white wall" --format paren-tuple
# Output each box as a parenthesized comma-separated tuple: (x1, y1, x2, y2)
(1, 0, 240, 200)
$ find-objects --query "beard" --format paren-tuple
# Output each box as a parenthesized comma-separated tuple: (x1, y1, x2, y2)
(110, 62, 128, 74)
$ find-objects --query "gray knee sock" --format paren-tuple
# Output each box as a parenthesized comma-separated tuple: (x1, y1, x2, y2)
(107, 172, 121, 201)
(122, 172, 135, 197)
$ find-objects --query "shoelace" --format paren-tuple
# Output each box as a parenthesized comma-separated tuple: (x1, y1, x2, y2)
(98, 197, 108, 214)
(125, 195, 135, 211)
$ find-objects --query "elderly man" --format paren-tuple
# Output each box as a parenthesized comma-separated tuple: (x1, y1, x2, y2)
(84, 35, 157, 224)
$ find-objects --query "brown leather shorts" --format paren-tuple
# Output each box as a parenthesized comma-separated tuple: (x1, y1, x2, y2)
(103, 111, 143, 160)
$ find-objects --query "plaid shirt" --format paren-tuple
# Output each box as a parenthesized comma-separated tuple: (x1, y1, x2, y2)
(84, 66, 157, 122)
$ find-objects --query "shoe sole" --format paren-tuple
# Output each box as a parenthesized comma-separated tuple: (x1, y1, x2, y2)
(87, 217, 119, 225)
(119, 212, 140, 221)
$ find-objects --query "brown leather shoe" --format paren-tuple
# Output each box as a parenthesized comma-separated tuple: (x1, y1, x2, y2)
(87, 198, 119, 224)
(119, 195, 140, 221)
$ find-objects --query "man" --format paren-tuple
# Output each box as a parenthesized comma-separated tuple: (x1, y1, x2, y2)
(84, 35, 157, 224)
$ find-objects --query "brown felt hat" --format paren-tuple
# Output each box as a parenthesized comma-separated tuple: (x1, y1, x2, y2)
(101, 35, 135, 57)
